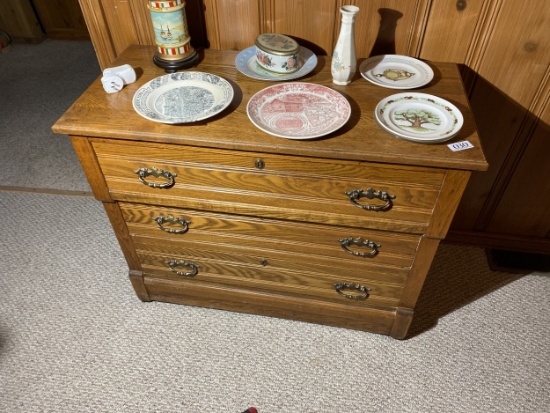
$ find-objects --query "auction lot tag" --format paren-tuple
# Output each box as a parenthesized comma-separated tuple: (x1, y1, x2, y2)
(448, 140, 474, 152)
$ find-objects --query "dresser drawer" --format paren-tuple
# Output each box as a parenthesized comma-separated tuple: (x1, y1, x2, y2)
(120, 202, 422, 271)
(120, 203, 419, 309)
(137, 250, 405, 310)
(93, 140, 445, 233)
(141, 276, 399, 335)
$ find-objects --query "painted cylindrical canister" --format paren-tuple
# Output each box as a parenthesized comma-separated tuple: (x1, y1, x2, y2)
(255, 33, 300, 74)
(147, 0, 195, 62)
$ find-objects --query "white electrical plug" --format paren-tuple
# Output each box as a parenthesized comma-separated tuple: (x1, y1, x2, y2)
(101, 74, 124, 93)
(101, 64, 136, 93)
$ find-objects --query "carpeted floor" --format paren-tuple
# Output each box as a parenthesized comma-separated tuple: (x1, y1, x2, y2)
(0, 40, 549, 413)
(0, 39, 98, 193)
(0, 191, 549, 413)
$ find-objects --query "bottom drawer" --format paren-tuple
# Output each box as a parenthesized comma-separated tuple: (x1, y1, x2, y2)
(138, 250, 405, 310)
(140, 274, 399, 335)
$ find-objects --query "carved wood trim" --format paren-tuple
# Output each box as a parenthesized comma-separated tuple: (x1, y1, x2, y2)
(460, 0, 502, 93)
(464, 0, 503, 72)
(530, 66, 550, 122)
(445, 230, 550, 255)
(399, 237, 440, 309)
(103, 202, 143, 271)
(203, 0, 220, 49)
(69, 136, 112, 202)
(129, 0, 155, 46)
(99, 0, 140, 56)
(78, 0, 116, 70)
(259, 0, 275, 34)
(129, 270, 152, 301)
(427, 170, 471, 239)
(406, 0, 431, 57)
(390, 307, 414, 340)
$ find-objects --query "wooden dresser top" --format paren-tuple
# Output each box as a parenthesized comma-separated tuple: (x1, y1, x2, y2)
(53, 45, 488, 171)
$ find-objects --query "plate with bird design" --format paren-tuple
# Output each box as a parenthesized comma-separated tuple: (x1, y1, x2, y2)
(360, 55, 434, 89)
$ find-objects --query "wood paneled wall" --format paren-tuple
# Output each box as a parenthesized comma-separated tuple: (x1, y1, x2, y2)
(32, 0, 90, 39)
(78, 0, 550, 253)
(202, 0, 431, 57)
(0, 0, 45, 42)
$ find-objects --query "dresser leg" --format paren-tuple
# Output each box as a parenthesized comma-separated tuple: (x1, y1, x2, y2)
(129, 270, 151, 302)
(390, 307, 414, 339)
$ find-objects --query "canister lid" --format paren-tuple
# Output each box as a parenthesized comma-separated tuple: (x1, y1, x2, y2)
(255, 33, 299, 56)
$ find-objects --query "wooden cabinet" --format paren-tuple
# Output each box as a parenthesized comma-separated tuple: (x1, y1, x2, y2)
(0, 0, 44, 42)
(77, 0, 548, 254)
(0, 0, 89, 41)
(52, 47, 486, 338)
(32, 0, 90, 39)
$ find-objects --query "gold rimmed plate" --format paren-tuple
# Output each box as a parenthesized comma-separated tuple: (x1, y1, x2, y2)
(361, 55, 434, 89)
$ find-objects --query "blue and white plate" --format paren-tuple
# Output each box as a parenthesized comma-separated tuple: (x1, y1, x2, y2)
(235, 46, 317, 81)
(133, 72, 234, 124)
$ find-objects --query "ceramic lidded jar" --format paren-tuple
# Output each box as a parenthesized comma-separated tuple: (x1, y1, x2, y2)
(255, 33, 300, 74)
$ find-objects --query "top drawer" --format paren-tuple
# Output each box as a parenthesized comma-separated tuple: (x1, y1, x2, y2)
(91, 139, 446, 233)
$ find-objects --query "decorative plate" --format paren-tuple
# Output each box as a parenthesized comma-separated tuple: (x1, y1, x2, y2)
(247, 82, 351, 139)
(132, 72, 234, 124)
(235, 46, 318, 81)
(375, 93, 464, 143)
(360, 55, 434, 89)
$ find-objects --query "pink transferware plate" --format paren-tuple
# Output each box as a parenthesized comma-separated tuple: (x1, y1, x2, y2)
(246, 82, 351, 139)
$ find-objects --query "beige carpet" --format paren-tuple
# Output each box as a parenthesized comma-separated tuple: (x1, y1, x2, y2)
(0, 191, 548, 412)
(0, 39, 98, 192)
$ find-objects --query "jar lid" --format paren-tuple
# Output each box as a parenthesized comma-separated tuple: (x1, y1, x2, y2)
(255, 33, 299, 56)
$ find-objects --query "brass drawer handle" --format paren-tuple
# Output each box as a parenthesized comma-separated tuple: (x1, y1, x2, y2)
(134, 167, 177, 188)
(339, 237, 381, 257)
(345, 188, 395, 211)
(154, 215, 191, 234)
(167, 260, 199, 277)
(334, 283, 370, 300)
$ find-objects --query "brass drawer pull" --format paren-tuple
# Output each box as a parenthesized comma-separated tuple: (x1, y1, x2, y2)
(345, 188, 395, 211)
(334, 283, 370, 300)
(154, 215, 191, 234)
(167, 260, 199, 277)
(339, 237, 381, 257)
(134, 167, 177, 188)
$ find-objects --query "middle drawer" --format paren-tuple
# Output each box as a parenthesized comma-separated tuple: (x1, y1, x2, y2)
(120, 202, 422, 284)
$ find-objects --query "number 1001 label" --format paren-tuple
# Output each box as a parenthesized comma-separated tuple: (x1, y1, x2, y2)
(448, 140, 474, 152)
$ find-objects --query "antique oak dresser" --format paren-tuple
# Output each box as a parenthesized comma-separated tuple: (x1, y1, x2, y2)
(53, 46, 487, 339)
